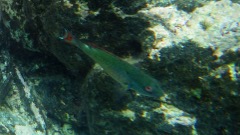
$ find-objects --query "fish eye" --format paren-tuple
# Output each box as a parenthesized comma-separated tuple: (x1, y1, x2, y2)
(145, 86, 152, 92)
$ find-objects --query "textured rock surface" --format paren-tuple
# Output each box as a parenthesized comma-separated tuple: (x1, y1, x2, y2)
(0, 0, 239, 135)
(138, 0, 239, 60)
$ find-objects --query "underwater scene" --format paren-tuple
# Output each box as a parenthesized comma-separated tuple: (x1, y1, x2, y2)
(0, 0, 239, 135)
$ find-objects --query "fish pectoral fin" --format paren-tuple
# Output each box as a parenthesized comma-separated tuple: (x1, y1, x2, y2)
(127, 82, 139, 91)
(127, 84, 131, 90)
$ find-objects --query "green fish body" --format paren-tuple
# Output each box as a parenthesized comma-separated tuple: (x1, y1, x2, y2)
(62, 32, 163, 98)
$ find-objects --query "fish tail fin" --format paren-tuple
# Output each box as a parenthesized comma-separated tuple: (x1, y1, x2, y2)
(59, 29, 74, 43)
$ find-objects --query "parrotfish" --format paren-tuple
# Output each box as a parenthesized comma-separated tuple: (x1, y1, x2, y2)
(60, 32, 163, 98)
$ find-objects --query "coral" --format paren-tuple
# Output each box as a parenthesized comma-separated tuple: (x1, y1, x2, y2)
(154, 103, 197, 127)
(0, 0, 239, 134)
(138, 0, 240, 60)
(121, 109, 136, 121)
(0, 0, 17, 19)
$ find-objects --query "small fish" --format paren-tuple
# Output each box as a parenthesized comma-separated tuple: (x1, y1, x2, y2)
(60, 31, 163, 98)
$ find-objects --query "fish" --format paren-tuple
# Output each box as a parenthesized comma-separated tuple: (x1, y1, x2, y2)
(60, 31, 163, 98)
